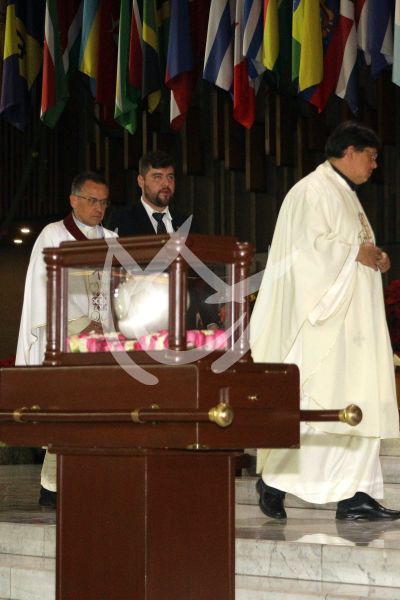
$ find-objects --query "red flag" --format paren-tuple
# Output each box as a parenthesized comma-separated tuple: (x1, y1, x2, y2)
(95, 0, 119, 123)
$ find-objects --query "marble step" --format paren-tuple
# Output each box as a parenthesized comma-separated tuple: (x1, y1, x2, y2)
(236, 516, 400, 589)
(0, 554, 54, 600)
(235, 574, 400, 599)
(0, 523, 55, 559)
(236, 476, 400, 512)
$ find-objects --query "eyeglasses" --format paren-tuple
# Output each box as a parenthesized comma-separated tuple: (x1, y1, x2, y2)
(75, 194, 110, 209)
(363, 149, 378, 163)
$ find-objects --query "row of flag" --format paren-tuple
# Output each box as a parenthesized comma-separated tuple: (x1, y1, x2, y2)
(0, 0, 399, 134)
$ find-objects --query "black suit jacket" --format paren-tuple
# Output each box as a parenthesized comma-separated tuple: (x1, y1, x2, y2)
(106, 201, 190, 236)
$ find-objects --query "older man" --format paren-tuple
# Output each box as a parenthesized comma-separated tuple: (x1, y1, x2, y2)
(250, 121, 400, 521)
(16, 171, 117, 507)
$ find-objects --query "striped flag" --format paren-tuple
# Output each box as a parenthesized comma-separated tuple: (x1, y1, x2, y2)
(356, 0, 370, 65)
(233, 0, 264, 128)
(393, 0, 400, 85)
(142, 0, 170, 113)
(165, 0, 193, 130)
(0, 0, 45, 129)
(309, 0, 351, 113)
(335, 0, 358, 113)
(367, 0, 394, 78)
(292, 0, 323, 91)
(203, 0, 234, 92)
(115, 0, 139, 133)
(79, 0, 100, 79)
(41, 0, 83, 128)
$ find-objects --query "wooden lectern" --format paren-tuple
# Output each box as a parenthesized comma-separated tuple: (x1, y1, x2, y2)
(0, 234, 361, 600)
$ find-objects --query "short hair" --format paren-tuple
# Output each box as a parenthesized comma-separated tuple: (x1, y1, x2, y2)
(138, 150, 176, 175)
(325, 121, 381, 159)
(71, 171, 108, 194)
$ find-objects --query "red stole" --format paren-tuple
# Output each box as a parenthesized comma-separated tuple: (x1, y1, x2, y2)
(63, 212, 91, 241)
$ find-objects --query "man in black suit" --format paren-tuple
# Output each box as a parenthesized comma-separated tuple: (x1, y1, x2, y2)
(108, 150, 188, 236)
(108, 150, 220, 329)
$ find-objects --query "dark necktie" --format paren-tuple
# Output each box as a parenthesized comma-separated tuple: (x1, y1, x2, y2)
(153, 212, 167, 234)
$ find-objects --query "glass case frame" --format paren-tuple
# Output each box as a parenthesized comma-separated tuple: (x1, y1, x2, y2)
(42, 233, 254, 366)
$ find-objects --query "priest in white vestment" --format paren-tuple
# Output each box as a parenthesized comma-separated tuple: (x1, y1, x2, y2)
(250, 121, 400, 521)
(16, 172, 117, 508)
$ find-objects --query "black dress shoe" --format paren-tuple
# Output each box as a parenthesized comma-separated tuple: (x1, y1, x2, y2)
(38, 486, 57, 509)
(256, 479, 287, 520)
(336, 492, 400, 521)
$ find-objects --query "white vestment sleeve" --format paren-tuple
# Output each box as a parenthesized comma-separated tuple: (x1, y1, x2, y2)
(308, 245, 359, 325)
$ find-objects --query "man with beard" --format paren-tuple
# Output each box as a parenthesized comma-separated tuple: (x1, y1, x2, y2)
(108, 150, 221, 330)
(108, 150, 188, 235)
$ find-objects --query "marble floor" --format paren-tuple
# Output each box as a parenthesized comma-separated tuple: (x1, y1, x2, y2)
(2, 463, 400, 549)
(1, 466, 400, 598)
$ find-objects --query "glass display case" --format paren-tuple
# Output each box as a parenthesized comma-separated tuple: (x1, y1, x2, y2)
(42, 233, 254, 366)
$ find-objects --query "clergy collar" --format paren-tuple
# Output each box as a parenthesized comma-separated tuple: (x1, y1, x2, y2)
(329, 162, 359, 191)
(72, 213, 100, 236)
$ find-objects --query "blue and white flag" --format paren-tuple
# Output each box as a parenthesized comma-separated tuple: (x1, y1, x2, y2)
(203, 0, 235, 92)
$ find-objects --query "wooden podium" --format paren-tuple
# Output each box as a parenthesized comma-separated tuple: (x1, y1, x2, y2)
(0, 234, 361, 599)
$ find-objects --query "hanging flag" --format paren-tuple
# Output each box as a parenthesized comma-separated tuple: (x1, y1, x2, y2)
(203, 0, 235, 92)
(263, 0, 279, 71)
(0, 0, 6, 91)
(335, 0, 358, 113)
(356, 0, 370, 65)
(233, 0, 264, 128)
(115, 0, 139, 133)
(41, 0, 83, 128)
(0, 0, 45, 130)
(129, 0, 143, 92)
(309, 0, 348, 113)
(292, 0, 323, 91)
(393, 0, 400, 85)
(165, 0, 193, 130)
(95, 0, 119, 121)
(79, 0, 100, 79)
(142, 0, 170, 113)
(367, 0, 394, 78)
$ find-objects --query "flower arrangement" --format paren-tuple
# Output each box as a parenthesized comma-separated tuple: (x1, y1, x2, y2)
(384, 279, 400, 352)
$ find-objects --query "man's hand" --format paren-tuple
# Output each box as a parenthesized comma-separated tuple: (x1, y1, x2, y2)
(376, 251, 391, 273)
(356, 242, 385, 271)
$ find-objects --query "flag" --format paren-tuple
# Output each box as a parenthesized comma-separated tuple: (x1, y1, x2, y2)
(142, 0, 170, 113)
(164, 0, 209, 130)
(95, 0, 119, 120)
(129, 1, 143, 92)
(41, 0, 83, 128)
(0, 0, 6, 90)
(356, 0, 370, 65)
(393, 0, 400, 85)
(165, 0, 193, 130)
(292, 0, 323, 91)
(367, 0, 394, 78)
(309, 0, 352, 113)
(335, 0, 358, 113)
(263, 0, 279, 71)
(115, 0, 139, 133)
(203, 0, 235, 92)
(0, 0, 45, 130)
(233, 0, 264, 128)
(79, 0, 119, 122)
(79, 0, 100, 79)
